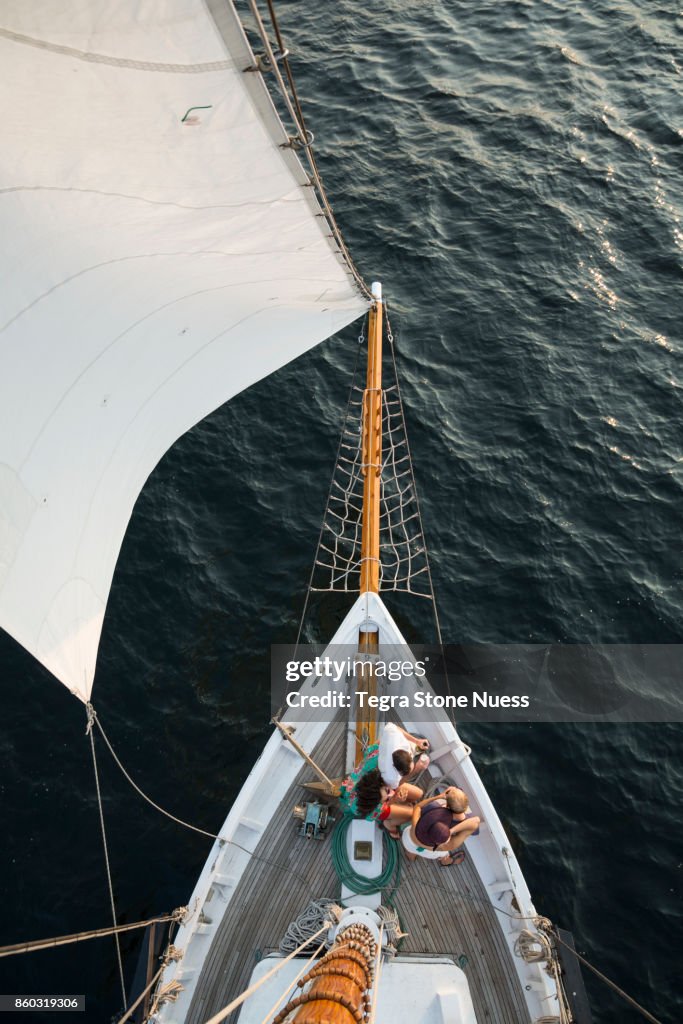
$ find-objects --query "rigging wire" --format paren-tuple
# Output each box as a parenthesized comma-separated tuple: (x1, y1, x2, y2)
(85, 703, 127, 1011)
(550, 928, 665, 1024)
(264, 0, 307, 133)
(114, 963, 165, 1024)
(90, 704, 216, 840)
(246, 0, 370, 300)
(90, 705, 319, 891)
(0, 913, 182, 959)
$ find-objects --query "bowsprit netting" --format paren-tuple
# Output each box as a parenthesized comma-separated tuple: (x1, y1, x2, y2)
(310, 324, 432, 598)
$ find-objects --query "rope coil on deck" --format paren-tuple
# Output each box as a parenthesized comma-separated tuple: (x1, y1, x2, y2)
(514, 928, 554, 964)
(279, 900, 342, 955)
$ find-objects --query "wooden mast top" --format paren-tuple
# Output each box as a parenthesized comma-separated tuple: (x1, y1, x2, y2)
(359, 282, 383, 595)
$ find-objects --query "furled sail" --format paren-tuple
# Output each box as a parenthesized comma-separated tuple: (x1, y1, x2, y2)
(0, 2, 368, 701)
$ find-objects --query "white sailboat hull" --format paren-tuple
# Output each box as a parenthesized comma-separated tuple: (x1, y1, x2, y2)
(154, 593, 559, 1023)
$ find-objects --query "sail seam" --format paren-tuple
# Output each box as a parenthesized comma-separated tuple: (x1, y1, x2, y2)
(0, 28, 233, 72)
(1, 251, 339, 335)
(0, 184, 304, 212)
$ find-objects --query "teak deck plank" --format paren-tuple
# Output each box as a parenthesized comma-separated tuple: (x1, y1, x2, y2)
(185, 721, 529, 1024)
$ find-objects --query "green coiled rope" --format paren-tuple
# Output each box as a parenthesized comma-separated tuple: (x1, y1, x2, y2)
(331, 815, 401, 897)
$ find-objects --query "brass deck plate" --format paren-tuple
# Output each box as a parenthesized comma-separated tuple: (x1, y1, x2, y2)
(353, 840, 373, 861)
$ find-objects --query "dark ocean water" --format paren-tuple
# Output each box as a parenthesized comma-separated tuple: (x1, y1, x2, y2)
(1, 1, 681, 1021)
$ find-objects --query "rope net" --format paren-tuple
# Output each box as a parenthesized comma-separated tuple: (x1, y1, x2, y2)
(311, 319, 432, 599)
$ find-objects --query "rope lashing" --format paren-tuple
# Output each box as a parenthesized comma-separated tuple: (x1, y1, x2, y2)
(515, 928, 553, 963)
(376, 904, 406, 951)
(283, 128, 315, 150)
(115, 963, 165, 1024)
(269, 921, 378, 1024)
(147, 980, 184, 1016)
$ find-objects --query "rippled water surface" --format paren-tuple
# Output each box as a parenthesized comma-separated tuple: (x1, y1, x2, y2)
(1, 2, 681, 1021)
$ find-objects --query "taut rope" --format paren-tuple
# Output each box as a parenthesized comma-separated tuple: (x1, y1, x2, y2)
(549, 923, 665, 1024)
(0, 911, 184, 958)
(90, 704, 218, 840)
(86, 702, 127, 1010)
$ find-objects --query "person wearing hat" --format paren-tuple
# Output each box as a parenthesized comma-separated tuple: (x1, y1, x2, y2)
(401, 787, 480, 866)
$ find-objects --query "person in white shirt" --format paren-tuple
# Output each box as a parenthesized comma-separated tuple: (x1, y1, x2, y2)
(378, 722, 430, 789)
(344, 723, 431, 839)
(370, 723, 431, 836)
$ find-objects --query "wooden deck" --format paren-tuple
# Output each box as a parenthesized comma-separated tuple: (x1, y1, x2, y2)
(185, 721, 529, 1024)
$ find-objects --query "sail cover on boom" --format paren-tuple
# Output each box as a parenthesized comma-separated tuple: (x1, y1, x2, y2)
(0, 2, 368, 701)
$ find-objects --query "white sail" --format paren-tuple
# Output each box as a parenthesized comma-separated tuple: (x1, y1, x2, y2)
(0, 1, 368, 701)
